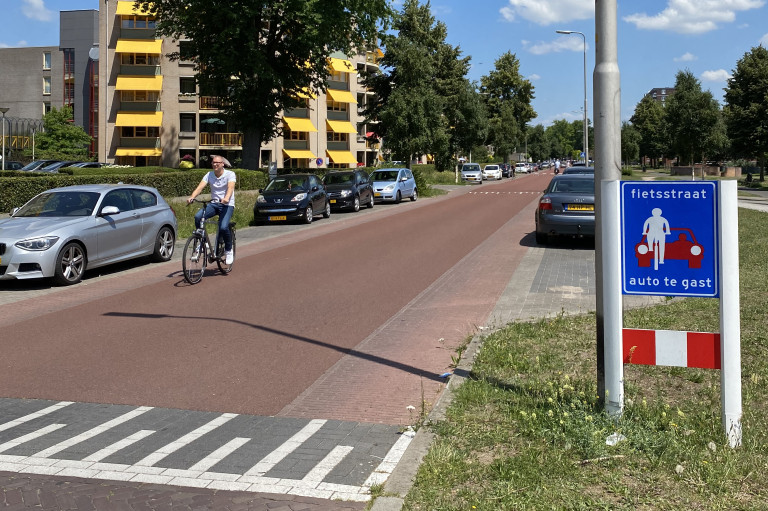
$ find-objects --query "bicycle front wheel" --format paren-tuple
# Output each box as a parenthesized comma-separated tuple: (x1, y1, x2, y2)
(183, 235, 206, 284)
(216, 228, 235, 274)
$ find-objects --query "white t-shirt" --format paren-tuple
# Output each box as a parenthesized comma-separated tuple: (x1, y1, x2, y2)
(205, 170, 236, 207)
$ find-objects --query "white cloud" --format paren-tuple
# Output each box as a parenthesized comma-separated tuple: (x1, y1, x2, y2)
(526, 36, 586, 56)
(21, 0, 53, 22)
(674, 52, 697, 62)
(760, 33, 768, 45)
(624, 0, 765, 35)
(701, 69, 732, 82)
(528, 73, 541, 81)
(500, 0, 593, 25)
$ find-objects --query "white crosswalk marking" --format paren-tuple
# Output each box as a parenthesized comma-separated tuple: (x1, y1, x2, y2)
(0, 402, 73, 432)
(0, 424, 67, 453)
(188, 437, 250, 472)
(33, 406, 153, 458)
(135, 413, 238, 467)
(82, 430, 155, 462)
(301, 445, 353, 483)
(244, 419, 326, 476)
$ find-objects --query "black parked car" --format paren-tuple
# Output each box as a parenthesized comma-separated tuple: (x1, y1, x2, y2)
(323, 169, 374, 212)
(254, 173, 330, 224)
(19, 160, 61, 171)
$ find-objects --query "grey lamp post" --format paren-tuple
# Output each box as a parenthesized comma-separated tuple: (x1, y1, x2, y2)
(0, 107, 9, 171)
(556, 30, 588, 163)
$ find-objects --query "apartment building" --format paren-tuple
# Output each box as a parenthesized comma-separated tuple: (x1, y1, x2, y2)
(99, 1, 382, 169)
(646, 87, 675, 106)
(0, 10, 98, 159)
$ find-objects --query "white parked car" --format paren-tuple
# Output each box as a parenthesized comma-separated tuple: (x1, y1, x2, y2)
(482, 164, 502, 180)
(515, 162, 531, 174)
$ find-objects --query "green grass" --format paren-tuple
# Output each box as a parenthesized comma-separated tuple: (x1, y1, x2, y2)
(401, 207, 768, 511)
(168, 191, 260, 240)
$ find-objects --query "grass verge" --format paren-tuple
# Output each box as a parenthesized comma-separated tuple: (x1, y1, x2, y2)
(402, 207, 768, 510)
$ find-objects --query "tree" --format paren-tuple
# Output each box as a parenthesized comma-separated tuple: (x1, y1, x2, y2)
(526, 124, 549, 162)
(364, 0, 467, 168)
(546, 119, 576, 159)
(621, 121, 640, 168)
(30, 106, 92, 160)
(480, 51, 536, 162)
(724, 45, 768, 181)
(630, 95, 666, 168)
(136, 0, 391, 169)
(664, 70, 722, 167)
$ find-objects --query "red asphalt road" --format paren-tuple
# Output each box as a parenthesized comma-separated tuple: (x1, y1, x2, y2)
(0, 173, 552, 422)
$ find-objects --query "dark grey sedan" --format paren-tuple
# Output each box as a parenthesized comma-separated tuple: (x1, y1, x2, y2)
(254, 173, 330, 224)
(535, 174, 595, 244)
(0, 184, 177, 285)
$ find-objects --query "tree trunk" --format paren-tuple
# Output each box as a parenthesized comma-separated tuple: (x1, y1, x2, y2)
(241, 128, 262, 170)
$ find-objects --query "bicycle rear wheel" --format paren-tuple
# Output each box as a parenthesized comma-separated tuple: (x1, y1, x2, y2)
(216, 227, 235, 274)
(183, 235, 206, 284)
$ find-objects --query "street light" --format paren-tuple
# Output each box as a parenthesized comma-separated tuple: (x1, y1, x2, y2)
(0, 107, 9, 171)
(556, 30, 588, 163)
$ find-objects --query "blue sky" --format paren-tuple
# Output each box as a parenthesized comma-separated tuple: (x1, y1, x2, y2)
(3, 0, 768, 127)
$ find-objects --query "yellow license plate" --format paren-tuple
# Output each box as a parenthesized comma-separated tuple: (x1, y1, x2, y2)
(566, 204, 594, 211)
(374, 192, 382, 197)
(330, 199, 337, 204)
(269, 215, 287, 221)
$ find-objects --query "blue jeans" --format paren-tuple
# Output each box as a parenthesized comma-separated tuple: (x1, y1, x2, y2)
(195, 202, 234, 251)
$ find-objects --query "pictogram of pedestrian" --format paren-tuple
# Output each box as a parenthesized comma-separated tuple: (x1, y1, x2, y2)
(641, 207, 670, 270)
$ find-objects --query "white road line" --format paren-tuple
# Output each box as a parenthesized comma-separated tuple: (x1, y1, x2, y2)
(243, 419, 326, 477)
(301, 445, 354, 483)
(33, 406, 153, 458)
(82, 429, 155, 462)
(0, 424, 67, 454)
(0, 402, 73, 432)
(187, 437, 250, 472)
(134, 413, 238, 467)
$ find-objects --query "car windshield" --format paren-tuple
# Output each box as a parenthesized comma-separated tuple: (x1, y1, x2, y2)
(462, 165, 480, 172)
(371, 170, 399, 181)
(266, 177, 307, 192)
(324, 173, 354, 185)
(549, 179, 594, 194)
(14, 191, 100, 217)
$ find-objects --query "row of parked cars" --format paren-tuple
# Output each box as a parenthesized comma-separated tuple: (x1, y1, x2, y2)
(254, 168, 418, 224)
(6, 160, 106, 173)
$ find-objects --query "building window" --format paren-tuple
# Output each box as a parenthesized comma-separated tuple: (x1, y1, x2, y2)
(43, 102, 52, 115)
(43, 52, 51, 70)
(63, 48, 75, 75)
(121, 15, 157, 29)
(283, 157, 308, 169)
(121, 126, 160, 138)
(285, 129, 307, 141)
(327, 100, 348, 112)
(179, 40, 194, 61)
(121, 90, 159, 102)
(180, 113, 196, 132)
(43, 76, 51, 95)
(330, 69, 347, 82)
(327, 132, 348, 142)
(179, 77, 196, 94)
(121, 53, 160, 66)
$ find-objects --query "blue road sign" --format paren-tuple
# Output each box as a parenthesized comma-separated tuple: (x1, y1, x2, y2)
(621, 181, 719, 297)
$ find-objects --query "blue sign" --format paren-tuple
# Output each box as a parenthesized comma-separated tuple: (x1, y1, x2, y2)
(316, 158, 324, 166)
(621, 181, 719, 297)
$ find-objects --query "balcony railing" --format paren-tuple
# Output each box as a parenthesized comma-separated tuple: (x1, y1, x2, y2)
(199, 96, 229, 110)
(200, 132, 242, 146)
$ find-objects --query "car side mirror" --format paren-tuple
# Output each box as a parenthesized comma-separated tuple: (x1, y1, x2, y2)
(258, 188, 264, 193)
(312, 185, 318, 191)
(100, 206, 120, 216)
(10, 207, 19, 216)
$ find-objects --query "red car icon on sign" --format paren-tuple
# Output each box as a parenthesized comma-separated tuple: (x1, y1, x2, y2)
(634, 227, 704, 268)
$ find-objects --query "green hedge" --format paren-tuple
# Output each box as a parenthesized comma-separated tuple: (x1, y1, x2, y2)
(0, 169, 267, 213)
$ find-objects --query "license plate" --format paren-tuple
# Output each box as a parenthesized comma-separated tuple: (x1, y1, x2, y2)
(374, 192, 382, 197)
(566, 204, 594, 211)
(268, 215, 287, 221)
(330, 199, 337, 204)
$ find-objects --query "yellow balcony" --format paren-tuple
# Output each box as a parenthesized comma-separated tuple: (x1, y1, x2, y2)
(199, 132, 242, 146)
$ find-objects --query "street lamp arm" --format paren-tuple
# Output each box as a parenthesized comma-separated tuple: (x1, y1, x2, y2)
(554, 29, 588, 163)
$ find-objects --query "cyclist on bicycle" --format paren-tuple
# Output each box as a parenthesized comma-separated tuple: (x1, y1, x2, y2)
(187, 155, 236, 264)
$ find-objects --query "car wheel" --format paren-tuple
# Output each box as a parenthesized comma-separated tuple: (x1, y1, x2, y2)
(410, 188, 418, 201)
(151, 226, 175, 262)
(535, 231, 548, 245)
(353, 196, 360, 212)
(303, 205, 313, 224)
(323, 201, 331, 218)
(53, 242, 86, 286)
(367, 194, 374, 208)
(395, 191, 402, 204)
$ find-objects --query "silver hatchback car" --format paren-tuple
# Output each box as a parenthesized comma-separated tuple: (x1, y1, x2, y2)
(0, 184, 177, 285)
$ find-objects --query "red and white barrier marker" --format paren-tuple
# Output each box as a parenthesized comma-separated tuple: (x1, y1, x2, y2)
(622, 328, 721, 369)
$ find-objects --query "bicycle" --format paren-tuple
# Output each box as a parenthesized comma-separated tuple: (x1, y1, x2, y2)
(182, 198, 237, 284)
